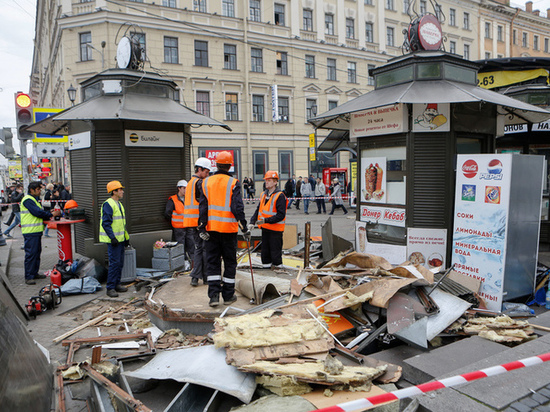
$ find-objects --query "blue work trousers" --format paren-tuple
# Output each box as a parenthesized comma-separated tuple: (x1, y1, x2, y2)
(23, 232, 42, 280)
(107, 242, 125, 290)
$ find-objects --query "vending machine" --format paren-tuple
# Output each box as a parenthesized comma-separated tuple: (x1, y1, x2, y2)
(451, 154, 544, 312)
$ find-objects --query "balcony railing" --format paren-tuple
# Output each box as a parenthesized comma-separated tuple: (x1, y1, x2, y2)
(72, 0, 95, 14)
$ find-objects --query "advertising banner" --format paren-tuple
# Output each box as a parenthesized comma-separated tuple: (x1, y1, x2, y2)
(68, 131, 91, 151)
(407, 228, 447, 270)
(350, 104, 408, 138)
(452, 154, 512, 311)
(359, 205, 405, 227)
(8, 160, 22, 179)
(205, 149, 235, 172)
(360, 157, 387, 203)
(124, 130, 183, 147)
(412, 103, 450, 132)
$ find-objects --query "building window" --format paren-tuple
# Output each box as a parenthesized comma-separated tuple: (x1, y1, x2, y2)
(196, 91, 210, 117)
(385, 0, 394, 11)
(522, 32, 528, 48)
(252, 95, 264, 122)
(534, 35, 539, 50)
(305, 55, 315, 78)
(164, 36, 178, 63)
(224, 44, 237, 70)
(251, 48, 263, 72)
(79, 32, 92, 61)
(278, 97, 289, 122)
(545, 38, 549, 53)
(449, 8, 456, 26)
(274, 3, 285, 26)
(193, 0, 206, 13)
(403, 0, 410, 13)
(131, 32, 146, 60)
(386, 26, 395, 47)
(194, 40, 208, 66)
(328, 101, 338, 110)
(346, 18, 355, 39)
(435, 5, 442, 21)
(306, 99, 317, 120)
(420, 0, 426, 14)
(222, 0, 234, 17)
(303, 9, 313, 31)
(276, 51, 288, 75)
(485, 22, 491, 38)
(464, 44, 470, 60)
(348, 61, 357, 83)
(513, 30, 517, 45)
(325, 14, 334, 35)
(365, 0, 373, 5)
(449, 40, 456, 54)
(485, 52, 491, 59)
(327, 58, 337, 81)
(162, 0, 176, 7)
(366, 22, 374, 43)
(225, 93, 238, 121)
(250, 0, 261, 22)
(497, 25, 503, 42)
(254, 151, 268, 182)
(463, 12, 470, 30)
(368, 64, 375, 85)
(278, 151, 293, 181)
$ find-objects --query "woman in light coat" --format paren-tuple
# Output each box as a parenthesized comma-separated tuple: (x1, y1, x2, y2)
(314, 178, 326, 214)
(329, 178, 348, 215)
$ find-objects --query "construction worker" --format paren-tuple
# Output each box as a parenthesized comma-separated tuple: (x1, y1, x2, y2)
(99, 181, 129, 298)
(198, 151, 249, 307)
(249, 171, 287, 269)
(187, 157, 211, 287)
(21, 182, 62, 285)
(164, 179, 190, 249)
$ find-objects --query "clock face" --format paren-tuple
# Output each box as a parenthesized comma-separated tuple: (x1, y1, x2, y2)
(117, 37, 131, 68)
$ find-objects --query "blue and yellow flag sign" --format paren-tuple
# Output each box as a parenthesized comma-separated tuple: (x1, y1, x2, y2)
(32, 108, 68, 143)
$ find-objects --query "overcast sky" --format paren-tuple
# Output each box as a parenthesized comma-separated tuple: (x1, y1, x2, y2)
(0, 0, 550, 161)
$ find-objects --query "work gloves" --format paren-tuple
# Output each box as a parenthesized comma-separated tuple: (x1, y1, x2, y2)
(199, 231, 210, 241)
(247, 224, 255, 232)
(111, 238, 119, 246)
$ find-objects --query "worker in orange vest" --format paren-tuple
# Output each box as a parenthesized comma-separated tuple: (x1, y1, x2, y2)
(186, 157, 211, 287)
(249, 171, 287, 269)
(198, 151, 249, 307)
(164, 180, 190, 253)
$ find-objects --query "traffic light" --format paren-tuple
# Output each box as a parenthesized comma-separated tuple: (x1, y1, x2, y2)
(0, 127, 16, 159)
(14, 92, 34, 140)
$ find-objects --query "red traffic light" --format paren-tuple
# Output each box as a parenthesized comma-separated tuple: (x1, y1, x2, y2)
(15, 93, 31, 108)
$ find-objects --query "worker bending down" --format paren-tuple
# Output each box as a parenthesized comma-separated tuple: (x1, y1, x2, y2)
(249, 171, 287, 269)
(198, 151, 249, 307)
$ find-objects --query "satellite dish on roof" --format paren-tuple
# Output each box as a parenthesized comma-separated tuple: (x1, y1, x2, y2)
(117, 37, 132, 69)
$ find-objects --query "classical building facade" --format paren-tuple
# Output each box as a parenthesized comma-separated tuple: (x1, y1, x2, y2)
(31, 0, 482, 190)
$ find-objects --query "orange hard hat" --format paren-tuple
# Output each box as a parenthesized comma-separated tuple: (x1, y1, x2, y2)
(64, 199, 78, 210)
(215, 151, 233, 165)
(264, 170, 279, 180)
(106, 180, 124, 193)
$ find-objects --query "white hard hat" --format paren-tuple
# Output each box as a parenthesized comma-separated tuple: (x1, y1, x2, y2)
(177, 179, 188, 187)
(195, 157, 211, 170)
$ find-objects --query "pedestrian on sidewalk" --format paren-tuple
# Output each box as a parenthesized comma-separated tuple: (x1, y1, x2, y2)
(187, 157, 211, 287)
(43, 183, 54, 237)
(99, 181, 129, 298)
(3, 184, 23, 238)
(284, 175, 296, 209)
(199, 151, 249, 307)
(328, 178, 348, 215)
(295, 177, 303, 210)
(21, 182, 61, 285)
(249, 171, 287, 269)
(315, 177, 327, 214)
(300, 178, 313, 214)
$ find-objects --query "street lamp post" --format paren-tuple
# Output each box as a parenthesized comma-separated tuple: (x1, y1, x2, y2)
(67, 84, 76, 106)
(86, 42, 106, 69)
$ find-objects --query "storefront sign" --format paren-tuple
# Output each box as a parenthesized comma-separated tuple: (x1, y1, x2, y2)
(124, 130, 183, 147)
(356, 221, 406, 264)
(412, 103, 450, 132)
(271, 85, 278, 122)
(68, 131, 91, 151)
(504, 124, 527, 134)
(360, 205, 406, 227)
(205, 149, 235, 172)
(407, 228, 447, 270)
(360, 157, 387, 203)
(532, 120, 550, 132)
(309, 133, 316, 161)
(350, 104, 408, 138)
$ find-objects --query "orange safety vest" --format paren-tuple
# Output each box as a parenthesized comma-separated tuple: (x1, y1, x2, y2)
(202, 174, 238, 233)
(183, 176, 200, 228)
(258, 191, 286, 232)
(170, 195, 185, 229)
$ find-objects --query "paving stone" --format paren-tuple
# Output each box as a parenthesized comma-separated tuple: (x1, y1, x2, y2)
(534, 405, 550, 412)
(501, 408, 518, 412)
(413, 388, 494, 412)
(541, 388, 550, 398)
(532, 393, 550, 404)
(520, 396, 542, 408)
(510, 401, 534, 412)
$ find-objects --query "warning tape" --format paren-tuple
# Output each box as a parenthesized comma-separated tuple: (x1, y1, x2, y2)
(244, 195, 355, 202)
(0, 199, 70, 207)
(312, 352, 550, 412)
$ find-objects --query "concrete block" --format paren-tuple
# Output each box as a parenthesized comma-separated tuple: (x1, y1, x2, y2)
(368, 344, 425, 384)
(151, 255, 186, 271)
(415, 387, 494, 412)
(153, 244, 184, 259)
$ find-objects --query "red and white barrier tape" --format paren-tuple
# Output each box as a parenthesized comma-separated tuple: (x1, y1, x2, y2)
(0, 199, 69, 207)
(312, 352, 550, 412)
(245, 195, 354, 202)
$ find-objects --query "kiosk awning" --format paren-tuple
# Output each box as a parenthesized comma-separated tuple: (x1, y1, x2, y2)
(309, 79, 550, 131)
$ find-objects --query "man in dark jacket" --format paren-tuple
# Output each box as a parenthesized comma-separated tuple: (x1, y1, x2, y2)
(3, 184, 23, 238)
(284, 174, 296, 209)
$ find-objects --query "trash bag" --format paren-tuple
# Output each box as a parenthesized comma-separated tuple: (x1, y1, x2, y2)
(59, 277, 102, 296)
(75, 257, 107, 283)
(56, 259, 79, 285)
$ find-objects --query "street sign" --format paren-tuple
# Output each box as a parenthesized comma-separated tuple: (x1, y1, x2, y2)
(36, 143, 65, 157)
(32, 108, 68, 142)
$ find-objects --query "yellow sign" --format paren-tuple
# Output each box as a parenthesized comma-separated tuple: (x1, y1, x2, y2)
(8, 160, 22, 179)
(477, 69, 549, 89)
(309, 133, 316, 161)
(351, 161, 357, 192)
(41, 162, 52, 168)
(33, 108, 68, 143)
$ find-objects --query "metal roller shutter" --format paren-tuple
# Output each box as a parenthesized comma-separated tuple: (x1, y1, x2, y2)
(69, 148, 94, 254)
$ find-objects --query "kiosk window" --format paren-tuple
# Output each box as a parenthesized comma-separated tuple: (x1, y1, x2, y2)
(361, 146, 406, 205)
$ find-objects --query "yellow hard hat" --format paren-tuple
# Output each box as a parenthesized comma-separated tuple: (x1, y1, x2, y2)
(107, 180, 124, 193)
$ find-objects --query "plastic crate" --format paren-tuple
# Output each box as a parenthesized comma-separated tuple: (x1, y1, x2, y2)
(153, 244, 185, 259)
(120, 247, 137, 282)
(152, 255, 186, 271)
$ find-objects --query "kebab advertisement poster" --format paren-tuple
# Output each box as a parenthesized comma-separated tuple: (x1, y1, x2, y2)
(406, 228, 447, 271)
(361, 157, 387, 203)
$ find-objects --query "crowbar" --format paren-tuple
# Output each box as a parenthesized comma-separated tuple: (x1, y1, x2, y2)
(246, 236, 258, 304)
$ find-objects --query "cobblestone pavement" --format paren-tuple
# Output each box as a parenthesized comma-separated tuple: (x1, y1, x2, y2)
(504, 386, 550, 412)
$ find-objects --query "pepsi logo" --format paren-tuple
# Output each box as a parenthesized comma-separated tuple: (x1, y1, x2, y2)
(487, 159, 503, 175)
(462, 160, 478, 178)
